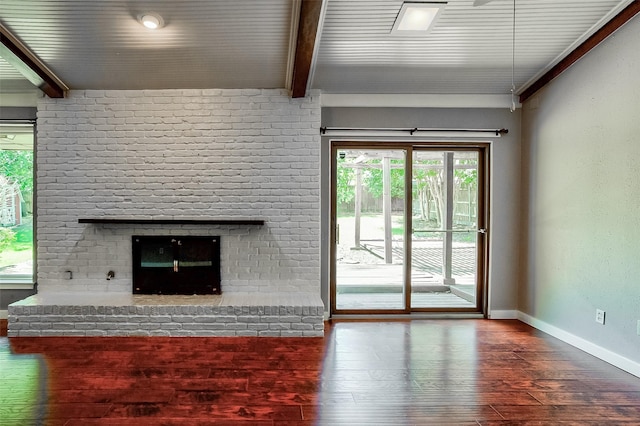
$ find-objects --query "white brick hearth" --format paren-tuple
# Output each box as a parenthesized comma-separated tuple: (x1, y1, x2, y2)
(9, 292, 324, 337)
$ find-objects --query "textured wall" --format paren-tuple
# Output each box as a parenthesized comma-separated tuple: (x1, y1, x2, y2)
(520, 16, 640, 363)
(36, 89, 321, 294)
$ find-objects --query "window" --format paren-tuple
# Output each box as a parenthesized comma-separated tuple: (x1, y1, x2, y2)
(0, 122, 34, 285)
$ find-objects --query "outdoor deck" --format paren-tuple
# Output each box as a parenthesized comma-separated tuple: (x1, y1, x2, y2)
(336, 242, 477, 311)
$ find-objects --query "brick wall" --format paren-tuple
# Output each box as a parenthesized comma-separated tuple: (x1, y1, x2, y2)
(36, 89, 321, 294)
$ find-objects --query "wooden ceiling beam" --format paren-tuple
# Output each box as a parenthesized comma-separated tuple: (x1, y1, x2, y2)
(520, 1, 640, 103)
(290, 0, 324, 98)
(0, 24, 66, 98)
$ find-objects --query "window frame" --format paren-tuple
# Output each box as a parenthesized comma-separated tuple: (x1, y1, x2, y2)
(0, 118, 36, 289)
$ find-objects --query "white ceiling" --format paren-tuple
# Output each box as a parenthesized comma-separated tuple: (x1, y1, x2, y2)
(314, 0, 630, 94)
(0, 0, 635, 106)
(0, 0, 295, 91)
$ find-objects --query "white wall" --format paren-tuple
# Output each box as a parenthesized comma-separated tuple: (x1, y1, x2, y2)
(520, 15, 640, 364)
(36, 89, 321, 294)
(320, 107, 521, 314)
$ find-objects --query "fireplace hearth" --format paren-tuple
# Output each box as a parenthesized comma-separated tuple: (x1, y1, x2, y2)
(132, 236, 221, 295)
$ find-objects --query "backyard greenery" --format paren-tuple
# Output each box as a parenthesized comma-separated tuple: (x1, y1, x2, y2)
(0, 148, 34, 272)
(0, 221, 33, 268)
(0, 228, 15, 252)
(336, 154, 478, 228)
(0, 150, 33, 201)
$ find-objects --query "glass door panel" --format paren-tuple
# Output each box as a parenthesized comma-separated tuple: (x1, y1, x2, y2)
(334, 149, 406, 311)
(410, 150, 479, 309)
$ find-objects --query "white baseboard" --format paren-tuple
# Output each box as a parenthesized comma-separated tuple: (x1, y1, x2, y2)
(0, 310, 7, 320)
(488, 309, 518, 319)
(518, 311, 640, 378)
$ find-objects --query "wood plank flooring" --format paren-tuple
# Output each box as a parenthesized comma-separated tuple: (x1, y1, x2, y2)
(1, 319, 640, 425)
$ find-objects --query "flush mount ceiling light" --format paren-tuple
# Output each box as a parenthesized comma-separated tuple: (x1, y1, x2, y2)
(138, 13, 164, 30)
(391, 2, 446, 35)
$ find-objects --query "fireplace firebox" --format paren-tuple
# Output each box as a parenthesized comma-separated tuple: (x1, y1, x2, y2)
(132, 236, 221, 295)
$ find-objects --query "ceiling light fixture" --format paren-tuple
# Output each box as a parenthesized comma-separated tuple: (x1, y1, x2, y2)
(391, 2, 446, 35)
(139, 13, 164, 30)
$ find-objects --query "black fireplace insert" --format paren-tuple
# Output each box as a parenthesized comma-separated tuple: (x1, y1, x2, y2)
(132, 236, 221, 295)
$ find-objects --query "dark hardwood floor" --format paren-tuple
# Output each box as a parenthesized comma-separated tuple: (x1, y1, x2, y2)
(1, 318, 640, 425)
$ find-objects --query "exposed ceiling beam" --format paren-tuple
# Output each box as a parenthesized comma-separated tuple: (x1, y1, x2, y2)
(0, 24, 67, 98)
(520, 0, 640, 103)
(290, 0, 324, 98)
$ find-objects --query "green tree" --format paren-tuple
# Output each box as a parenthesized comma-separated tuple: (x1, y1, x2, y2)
(412, 157, 478, 226)
(455, 159, 477, 188)
(0, 228, 16, 251)
(336, 157, 355, 205)
(0, 149, 33, 197)
(363, 159, 405, 199)
(413, 160, 442, 223)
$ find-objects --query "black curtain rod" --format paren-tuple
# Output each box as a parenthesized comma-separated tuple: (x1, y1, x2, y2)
(320, 127, 508, 136)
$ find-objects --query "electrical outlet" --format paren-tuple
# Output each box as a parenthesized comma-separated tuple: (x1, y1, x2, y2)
(595, 309, 605, 325)
(637, 320, 640, 336)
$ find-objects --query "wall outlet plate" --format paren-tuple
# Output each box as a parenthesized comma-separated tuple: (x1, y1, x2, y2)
(596, 309, 605, 325)
(637, 320, 640, 336)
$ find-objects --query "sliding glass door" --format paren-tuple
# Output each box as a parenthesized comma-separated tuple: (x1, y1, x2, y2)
(331, 143, 486, 314)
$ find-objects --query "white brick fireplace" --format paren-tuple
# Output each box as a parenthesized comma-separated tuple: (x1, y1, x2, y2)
(8, 88, 324, 337)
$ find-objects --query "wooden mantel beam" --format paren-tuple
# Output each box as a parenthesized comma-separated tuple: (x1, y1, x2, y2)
(520, 1, 640, 103)
(0, 24, 67, 98)
(290, 0, 324, 98)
